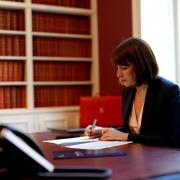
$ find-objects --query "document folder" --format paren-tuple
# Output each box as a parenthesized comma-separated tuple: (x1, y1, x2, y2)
(52, 149, 127, 159)
(80, 96, 123, 128)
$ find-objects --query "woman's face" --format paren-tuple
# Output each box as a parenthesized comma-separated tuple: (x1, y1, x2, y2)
(116, 63, 137, 87)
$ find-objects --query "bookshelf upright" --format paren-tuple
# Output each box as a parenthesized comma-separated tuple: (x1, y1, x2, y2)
(0, 0, 99, 132)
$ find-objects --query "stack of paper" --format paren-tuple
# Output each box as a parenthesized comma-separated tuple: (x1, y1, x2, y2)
(43, 136, 132, 150)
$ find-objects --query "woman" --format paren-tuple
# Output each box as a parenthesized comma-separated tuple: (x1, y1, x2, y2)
(84, 37, 180, 147)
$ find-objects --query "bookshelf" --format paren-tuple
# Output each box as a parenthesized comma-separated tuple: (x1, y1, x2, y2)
(0, 0, 99, 132)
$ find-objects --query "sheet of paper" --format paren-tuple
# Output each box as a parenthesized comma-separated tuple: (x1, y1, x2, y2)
(66, 141, 133, 150)
(43, 136, 99, 145)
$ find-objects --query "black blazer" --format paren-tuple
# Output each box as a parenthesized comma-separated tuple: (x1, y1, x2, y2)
(121, 76, 180, 147)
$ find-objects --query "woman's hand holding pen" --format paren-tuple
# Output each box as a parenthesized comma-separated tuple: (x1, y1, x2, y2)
(84, 126, 129, 141)
(84, 119, 101, 138)
(84, 119, 129, 140)
(84, 125, 103, 138)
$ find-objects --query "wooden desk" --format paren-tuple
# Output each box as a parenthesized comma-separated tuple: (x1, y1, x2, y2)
(30, 132, 180, 180)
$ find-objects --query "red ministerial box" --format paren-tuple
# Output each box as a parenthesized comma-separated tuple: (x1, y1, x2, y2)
(80, 96, 123, 128)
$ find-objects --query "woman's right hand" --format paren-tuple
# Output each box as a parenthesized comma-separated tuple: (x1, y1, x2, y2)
(84, 125, 103, 138)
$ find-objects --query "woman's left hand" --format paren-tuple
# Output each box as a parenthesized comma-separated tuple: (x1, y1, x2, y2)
(100, 128, 129, 141)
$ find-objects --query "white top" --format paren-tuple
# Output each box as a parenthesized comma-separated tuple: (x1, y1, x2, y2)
(129, 85, 148, 134)
(129, 102, 144, 134)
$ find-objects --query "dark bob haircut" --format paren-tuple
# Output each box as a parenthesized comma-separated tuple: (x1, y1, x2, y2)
(111, 37, 159, 85)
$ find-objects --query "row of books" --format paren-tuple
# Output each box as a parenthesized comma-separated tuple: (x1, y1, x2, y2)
(0, 36, 91, 57)
(33, 37, 91, 57)
(33, 12, 90, 34)
(0, 60, 24, 81)
(34, 61, 91, 81)
(0, 35, 25, 56)
(34, 85, 91, 107)
(32, 0, 90, 9)
(0, 86, 26, 109)
(0, 9, 25, 31)
(0, 60, 91, 82)
(0, 84, 91, 108)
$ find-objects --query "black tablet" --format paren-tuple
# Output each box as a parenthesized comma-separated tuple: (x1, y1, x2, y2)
(0, 125, 112, 179)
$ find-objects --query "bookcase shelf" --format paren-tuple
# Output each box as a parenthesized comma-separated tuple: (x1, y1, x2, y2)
(0, 31, 26, 35)
(0, 56, 26, 60)
(0, 0, 99, 133)
(33, 57, 92, 62)
(31, 4, 92, 15)
(0, 82, 27, 85)
(33, 32, 92, 39)
(0, 1, 25, 9)
(33, 81, 92, 85)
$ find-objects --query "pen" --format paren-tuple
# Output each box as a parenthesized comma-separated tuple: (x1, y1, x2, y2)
(92, 119, 97, 128)
(88, 119, 98, 138)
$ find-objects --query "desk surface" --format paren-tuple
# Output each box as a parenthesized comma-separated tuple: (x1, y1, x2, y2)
(29, 132, 180, 180)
